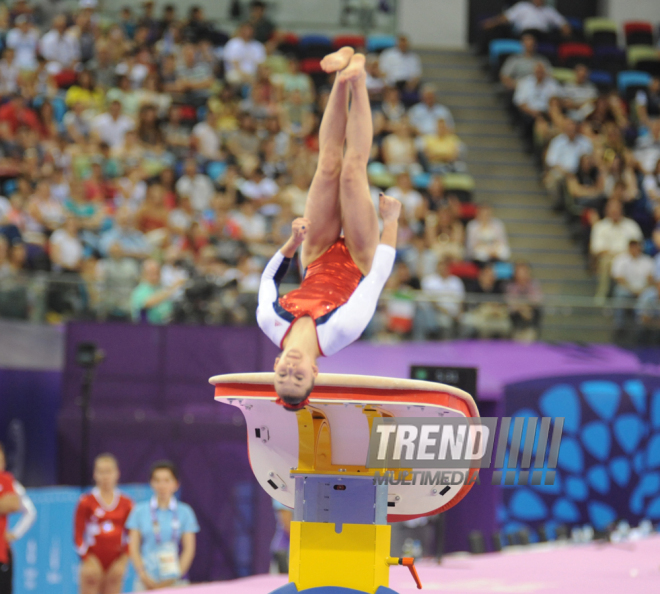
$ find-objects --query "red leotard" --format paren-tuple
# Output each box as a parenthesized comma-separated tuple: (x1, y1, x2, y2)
(0, 471, 16, 565)
(279, 238, 363, 321)
(74, 489, 133, 570)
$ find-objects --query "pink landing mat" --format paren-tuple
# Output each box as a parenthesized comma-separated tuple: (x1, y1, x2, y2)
(161, 535, 660, 593)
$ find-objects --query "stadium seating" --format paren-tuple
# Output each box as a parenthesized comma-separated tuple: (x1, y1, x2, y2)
(299, 34, 332, 57)
(443, 173, 475, 203)
(488, 39, 522, 69)
(617, 70, 652, 102)
(589, 70, 614, 91)
(627, 45, 660, 76)
(584, 17, 618, 47)
(557, 42, 593, 68)
(332, 34, 366, 50)
(592, 45, 627, 76)
(623, 21, 655, 46)
(366, 34, 396, 53)
(551, 67, 576, 84)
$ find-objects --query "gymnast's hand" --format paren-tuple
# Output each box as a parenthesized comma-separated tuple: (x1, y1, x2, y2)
(379, 193, 402, 224)
(291, 217, 311, 246)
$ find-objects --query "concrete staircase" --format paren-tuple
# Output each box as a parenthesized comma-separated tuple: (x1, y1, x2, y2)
(418, 49, 610, 342)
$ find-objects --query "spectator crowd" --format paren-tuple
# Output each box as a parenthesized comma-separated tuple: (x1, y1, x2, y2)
(484, 0, 660, 342)
(0, 0, 541, 341)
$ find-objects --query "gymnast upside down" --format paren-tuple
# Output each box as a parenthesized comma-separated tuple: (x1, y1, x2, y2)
(257, 47, 401, 410)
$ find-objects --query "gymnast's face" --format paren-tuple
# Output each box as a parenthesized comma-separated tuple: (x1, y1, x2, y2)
(274, 348, 318, 403)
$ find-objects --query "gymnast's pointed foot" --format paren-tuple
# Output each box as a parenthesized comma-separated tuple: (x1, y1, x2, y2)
(338, 53, 366, 83)
(320, 46, 355, 73)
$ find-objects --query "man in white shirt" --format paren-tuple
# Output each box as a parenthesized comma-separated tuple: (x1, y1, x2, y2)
(239, 168, 280, 216)
(5, 15, 39, 71)
(500, 33, 552, 91)
(39, 15, 80, 74)
(407, 84, 455, 135)
(420, 257, 465, 338)
(175, 159, 215, 212)
(514, 61, 560, 142)
(378, 35, 422, 90)
(591, 200, 644, 301)
(484, 0, 570, 37)
(612, 240, 654, 330)
(385, 172, 423, 223)
(562, 64, 598, 119)
(544, 118, 593, 209)
(91, 101, 135, 148)
(223, 22, 266, 87)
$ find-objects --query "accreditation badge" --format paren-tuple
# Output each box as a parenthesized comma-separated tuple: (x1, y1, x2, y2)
(156, 542, 181, 580)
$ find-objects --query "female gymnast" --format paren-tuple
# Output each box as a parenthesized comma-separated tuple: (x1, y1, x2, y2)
(257, 47, 401, 410)
(75, 454, 133, 594)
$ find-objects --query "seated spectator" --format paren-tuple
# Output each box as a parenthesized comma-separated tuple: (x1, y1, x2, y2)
(238, 168, 279, 214)
(87, 41, 117, 91)
(636, 278, 660, 343)
(602, 152, 639, 204)
(365, 54, 386, 101)
(50, 216, 84, 273)
(192, 109, 222, 161)
(378, 35, 421, 103)
(635, 76, 660, 127)
(590, 199, 643, 301)
(271, 56, 315, 106)
(419, 257, 465, 339)
(91, 100, 135, 149)
(39, 15, 79, 75)
(172, 43, 214, 107)
(635, 118, 660, 175)
(374, 87, 407, 136)
(381, 119, 421, 175)
(96, 240, 140, 320)
(106, 75, 141, 119)
(566, 153, 606, 213)
(223, 22, 266, 88)
(500, 33, 551, 92)
(6, 15, 38, 71)
(229, 200, 267, 244)
(561, 64, 598, 121)
(281, 89, 315, 141)
(544, 118, 593, 210)
(183, 5, 215, 45)
(0, 236, 10, 278)
(99, 207, 152, 259)
(248, 1, 278, 50)
(643, 158, 660, 204)
(0, 93, 40, 138)
(175, 159, 215, 212)
(425, 207, 465, 262)
(461, 264, 510, 338)
(65, 70, 105, 115)
(379, 261, 420, 339)
(131, 259, 184, 324)
(408, 84, 455, 135)
(0, 48, 20, 97)
(226, 112, 261, 167)
(136, 182, 170, 236)
(385, 172, 424, 224)
(466, 204, 511, 264)
(482, 0, 570, 39)
(611, 239, 654, 333)
(513, 61, 561, 145)
(586, 93, 629, 136)
(506, 261, 543, 342)
(280, 170, 310, 217)
(417, 117, 462, 173)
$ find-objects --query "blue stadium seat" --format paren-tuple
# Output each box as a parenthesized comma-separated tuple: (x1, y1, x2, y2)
(488, 39, 522, 67)
(412, 172, 431, 190)
(366, 34, 396, 53)
(206, 161, 227, 182)
(493, 261, 514, 281)
(589, 70, 614, 90)
(3, 179, 17, 196)
(299, 34, 332, 57)
(617, 70, 652, 96)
